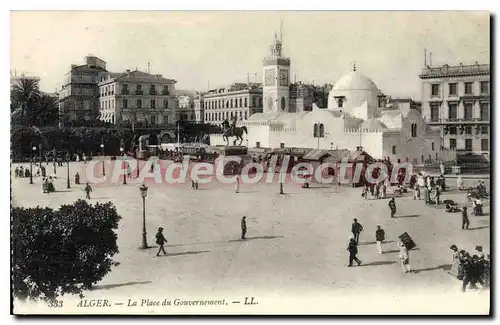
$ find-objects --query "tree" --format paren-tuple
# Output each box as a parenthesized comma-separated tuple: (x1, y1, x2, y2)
(11, 78, 40, 125)
(12, 200, 121, 302)
(34, 94, 60, 126)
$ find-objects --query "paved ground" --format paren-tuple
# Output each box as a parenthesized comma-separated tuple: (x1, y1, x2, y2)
(12, 161, 491, 314)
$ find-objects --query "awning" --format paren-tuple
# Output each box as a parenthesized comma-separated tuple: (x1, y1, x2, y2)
(302, 149, 330, 161)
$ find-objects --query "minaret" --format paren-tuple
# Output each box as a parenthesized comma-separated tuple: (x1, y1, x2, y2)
(262, 22, 290, 113)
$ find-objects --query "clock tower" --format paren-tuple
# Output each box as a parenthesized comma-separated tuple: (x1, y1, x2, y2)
(263, 28, 290, 113)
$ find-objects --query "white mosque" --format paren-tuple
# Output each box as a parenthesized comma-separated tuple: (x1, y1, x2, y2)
(210, 33, 444, 165)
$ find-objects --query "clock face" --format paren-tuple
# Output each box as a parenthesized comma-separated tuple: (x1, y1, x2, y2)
(265, 70, 275, 86)
(280, 69, 289, 86)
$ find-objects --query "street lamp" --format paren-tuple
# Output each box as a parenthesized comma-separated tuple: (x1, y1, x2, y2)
(120, 147, 127, 185)
(100, 143, 105, 176)
(139, 184, 149, 249)
(30, 145, 36, 184)
(66, 153, 71, 189)
(52, 148, 57, 174)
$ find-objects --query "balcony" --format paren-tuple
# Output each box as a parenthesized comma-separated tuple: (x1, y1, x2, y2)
(122, 90, 129, 95)
(162, 90, 170, 96)
(427, 118, 489, 125)
(150, 90, 157, 95)
(135, 90, 144, 95)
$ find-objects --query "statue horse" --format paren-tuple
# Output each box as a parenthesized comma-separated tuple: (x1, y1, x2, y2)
(221, 119, 248, 146)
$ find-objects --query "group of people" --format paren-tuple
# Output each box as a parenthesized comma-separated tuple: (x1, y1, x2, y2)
(42, 176, 56, 193)
(412, 174, 444, 205)
(450, 245, 490, 292)
(361, 181, 388, 200)
(14, 166, 31, 178)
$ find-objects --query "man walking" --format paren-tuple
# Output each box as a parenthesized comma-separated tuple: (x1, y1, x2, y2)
(347, 238, 362, 267)
(155, 227, 167, 256)
(388, 198, 397, 218)
(375, 225, 386, 254)
(241, 216, 247, 240)
(462, 207, 470, 230)
(84, 183, 93, 199)
(398, 238, 411, 273)
(351, 218, 363, 244)
(235, 176, 240, 194)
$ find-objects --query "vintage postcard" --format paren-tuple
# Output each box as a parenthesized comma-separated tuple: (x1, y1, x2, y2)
(10, 11, 491, 315)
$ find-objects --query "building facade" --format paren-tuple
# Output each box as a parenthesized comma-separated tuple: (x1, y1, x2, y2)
(193, 93, 205, 123)
(419, 63, 490, 155)
(58, 56, 108, 125)
(97, 69, 177, 125)
(289, 82, 332, 112)
(176, 95, 195, 121)
(202, 82, 263, 123)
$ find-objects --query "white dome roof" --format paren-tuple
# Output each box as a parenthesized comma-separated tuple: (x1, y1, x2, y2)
(360, 118, 387, 130)
(333, 71, 379, 92)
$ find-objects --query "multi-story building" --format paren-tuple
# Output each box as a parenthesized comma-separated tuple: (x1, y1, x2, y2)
(10, 71, 40, 88)
(419, 62, 490, 155)
(386, 97, 422, 114)
(193, 93, 205, 123)
(202, 82, 263, 123)
(97, 69, 177, 125)
(58, 56, 108, 125)
(176, 95, 195, 121)
(289, 82, 332, 112)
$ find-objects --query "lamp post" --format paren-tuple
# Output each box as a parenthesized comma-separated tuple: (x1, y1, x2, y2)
(66, 153, 71, 189)
(100, 143, 105, 176)
(139, 184, 149, 249)
(30, 145, 36, 184)
(39, 143, 42, 163)
(120, 147, 127, 185)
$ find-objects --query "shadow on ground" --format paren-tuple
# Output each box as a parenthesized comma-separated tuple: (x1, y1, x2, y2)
(92, 281, 152, 291)
(359, 261, 397, 267)
(228, 236, 284, 243)
(468, 226, 490, 231)
(414, 264, 452, 274)
(394, 214, 421, 218)
(359, 240, 395, 246)
(159, 250, 210, 257)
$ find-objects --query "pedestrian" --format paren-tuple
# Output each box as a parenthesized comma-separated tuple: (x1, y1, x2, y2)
(14, 167, 19, 178)
(127, 164, 132, 178)
(457, 175, 464, 191)
(235, 176, 240, 193)
(191, 180, 196, 189)
(347, 238, 362, 267)
(381, 182, 387, 199)
(450, 245, 460, 277)
(74, 172, 80, 185)
(435, 186, 441, 205)
(475, 245, 485, 260)
(361, 185, 368, 200)
(461, 207, 470, 230)
(413, 184, 419, 200)
(351, 218, 363, 244)
(388, 197, 396, 218)
(155, 227, 167, 256)
(398, 238, 411, 273)
(195, 180, 199, 190)
(241, 216, 247, 240)
(375, 225, 385, 254)
(84, 183, 93, 199)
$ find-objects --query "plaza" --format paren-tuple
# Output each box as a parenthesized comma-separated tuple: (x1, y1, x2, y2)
(12, 160, 490, 314)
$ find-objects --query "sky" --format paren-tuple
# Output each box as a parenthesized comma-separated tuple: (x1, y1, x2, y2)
(10, 11, 490, 99)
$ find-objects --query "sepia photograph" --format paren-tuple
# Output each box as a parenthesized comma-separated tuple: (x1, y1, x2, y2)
(9, 10, 491, 315)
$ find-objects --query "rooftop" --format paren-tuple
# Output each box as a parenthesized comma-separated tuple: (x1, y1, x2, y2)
(419, 63, 490, 79)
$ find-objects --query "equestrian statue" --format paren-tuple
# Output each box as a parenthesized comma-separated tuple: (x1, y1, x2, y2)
(221, 118, 248, 146)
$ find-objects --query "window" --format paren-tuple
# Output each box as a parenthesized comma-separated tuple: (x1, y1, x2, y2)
(449, 139, 457, 150)
(239, 111, 242, 119)
(256, 142, 261, 148)
(280, 143, 285, 149)
(151, 99, 156, 109)
(430, 103, 440, 121)
(338, 98, 343, 108)
(137, 99, 142, 109)
(281, 97, 285, 111)
(150, 85, 156, 95)
(481, 139, 489, 151)
(245, 98, 248, 107)
(481, 126, 489, 134)
(449, 83, 457, 96)
(164, 99, 169, 109)
(431, 142, 435, 151)
(244, 111, 248, 119)
(252, 98, 256, 107)
(239, 98, 243, 107)
(123, 99, 128, 109)
(449, 126, 457, 135)
(465, 126, 472, 135)
(480, 81, 489, 94)
(465, 139, 473, 151)
(151, 115, 156, 125)
(464, 82, 473, 94)
(313, 124, 318, 137)
(230, 99, 233, 107)
(480, 102, 489, 121)
(319, 123, 325, 137)
(448, 103, 457, 120)
(411, 123, 417, 137)
(431, 84, 440, 96)
(392, 146, 396, 154)
(163, 115, 169, 124)
(464, 102, 473, 120)
(259, 98, 263, 107)
(162, 86, 169, 95)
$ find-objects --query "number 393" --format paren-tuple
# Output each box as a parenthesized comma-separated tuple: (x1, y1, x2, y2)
(48, 300, 63, 308)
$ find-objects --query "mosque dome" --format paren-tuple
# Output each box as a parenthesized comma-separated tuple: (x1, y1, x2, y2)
(360, 118, 387, 131)
(332, 71, 379, 93)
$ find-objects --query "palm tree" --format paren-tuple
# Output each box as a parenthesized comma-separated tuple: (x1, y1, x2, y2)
(35, 94, 59, 126)
(11, 78, 40, 125)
